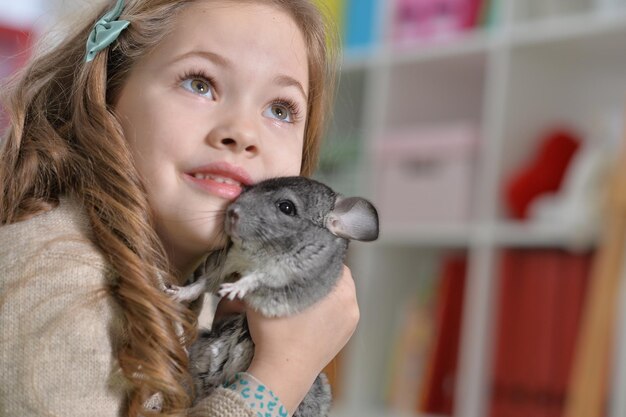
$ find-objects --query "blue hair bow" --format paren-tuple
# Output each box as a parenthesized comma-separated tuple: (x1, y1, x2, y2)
(85, 0, 130, 62)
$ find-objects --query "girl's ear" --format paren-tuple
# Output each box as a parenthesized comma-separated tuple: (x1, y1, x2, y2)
(325, 196, 379, 241)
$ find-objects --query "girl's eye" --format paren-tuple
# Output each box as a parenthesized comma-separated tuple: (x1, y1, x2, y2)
(263, 100, 301, 123)
(181, 78, 215, 99)
(265, 104, 292, 122)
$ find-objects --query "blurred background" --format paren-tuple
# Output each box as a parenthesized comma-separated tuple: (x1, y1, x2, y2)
(3, 1, 626, 417)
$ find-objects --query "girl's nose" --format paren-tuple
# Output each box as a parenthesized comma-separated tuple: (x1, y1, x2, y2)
(206, 116, 259, 156)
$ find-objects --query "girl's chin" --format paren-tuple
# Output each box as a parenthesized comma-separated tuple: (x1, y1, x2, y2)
(158, 224, 228, 271)
(188, 228, 228, 252)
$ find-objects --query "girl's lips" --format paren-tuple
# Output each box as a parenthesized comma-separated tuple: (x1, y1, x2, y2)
(184, 162, 253, 200)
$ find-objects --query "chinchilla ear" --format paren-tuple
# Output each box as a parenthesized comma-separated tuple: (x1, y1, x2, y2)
(326, 196, 379, 241)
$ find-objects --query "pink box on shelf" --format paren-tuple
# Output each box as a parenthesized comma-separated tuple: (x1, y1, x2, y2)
(393, 0, 479, 45)
(373, 123, 479, 225)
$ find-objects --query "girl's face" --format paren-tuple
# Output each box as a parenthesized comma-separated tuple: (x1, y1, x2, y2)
(115, 1, 309, 275)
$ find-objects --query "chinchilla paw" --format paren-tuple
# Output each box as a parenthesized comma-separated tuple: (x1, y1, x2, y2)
(218, 282, 248, 300)
(165, 285, 181, 297)
(165, 284, 201, 302)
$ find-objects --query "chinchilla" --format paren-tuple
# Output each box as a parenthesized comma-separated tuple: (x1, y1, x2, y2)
(168, 176, 379, 416)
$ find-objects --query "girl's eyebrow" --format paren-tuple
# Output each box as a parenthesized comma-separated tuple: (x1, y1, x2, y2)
(274, 75, 308, 102)
(170, 50, 233, 68)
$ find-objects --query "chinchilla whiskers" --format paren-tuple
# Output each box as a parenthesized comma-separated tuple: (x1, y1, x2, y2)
(185, 209, 227, 224)
(205, 223, 229, 247)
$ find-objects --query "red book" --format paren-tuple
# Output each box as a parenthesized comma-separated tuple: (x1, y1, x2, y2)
(491, 250, 593, 417)
(493, 249, 559, 417)
(419, 254, 467, 415)
(490, 249, 521, 417)
(464, 0, 484, 28)
(552, 252, 592, 416)
(527, 250, 561, 417)
(508, 250, 535, 417)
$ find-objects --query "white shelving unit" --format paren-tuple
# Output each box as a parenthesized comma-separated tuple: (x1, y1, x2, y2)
(323, 1, 626, 417)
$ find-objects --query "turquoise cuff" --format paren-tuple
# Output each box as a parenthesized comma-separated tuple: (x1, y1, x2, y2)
(85, 0, 130, 62)
(224, 372, 289, 417)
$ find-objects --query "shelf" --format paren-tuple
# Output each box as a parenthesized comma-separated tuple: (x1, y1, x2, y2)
(341, 29, 494, 71)
(493, 221, 598, 248)
(509, 6, 626, 46)
(387, 29, 495, 65)
(377, 221, 598, 249)
(379, 223, 475, 247)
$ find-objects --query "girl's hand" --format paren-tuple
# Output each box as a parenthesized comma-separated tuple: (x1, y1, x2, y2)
(245, 265, 360, 413)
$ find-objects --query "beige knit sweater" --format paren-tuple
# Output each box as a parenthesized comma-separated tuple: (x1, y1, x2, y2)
(0, 199, 255, 417)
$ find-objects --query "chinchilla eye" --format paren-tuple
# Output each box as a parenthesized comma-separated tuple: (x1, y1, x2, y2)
(277, 200, 296, 216)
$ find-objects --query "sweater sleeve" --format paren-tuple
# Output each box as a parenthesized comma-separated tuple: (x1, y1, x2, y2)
(0, 252, 128, 417)
(220, 372, 289, 417)
(189, 387, 257, 417)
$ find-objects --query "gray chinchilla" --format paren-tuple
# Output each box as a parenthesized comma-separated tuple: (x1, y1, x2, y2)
(169, 176, 379, 416)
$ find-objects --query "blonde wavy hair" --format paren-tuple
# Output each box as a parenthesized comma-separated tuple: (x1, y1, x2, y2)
(0, 0, 338, 415)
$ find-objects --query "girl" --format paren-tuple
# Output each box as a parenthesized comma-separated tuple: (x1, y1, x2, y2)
(0, 1, 360, 416)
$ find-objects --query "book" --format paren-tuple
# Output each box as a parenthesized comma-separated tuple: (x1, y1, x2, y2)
(525, 250, 561, 417)
(478, 0, 497, 28)
(553, 252, 592, 414)
(386, 292, 436, 412)
(464, 0, 485, 29)
(392, 0, 486, 44)
(419, 253, 468, 415)
(507, 249, 532, 417)
(490, 249, 520, 417)
(344, 0, 378, 50)
(489, 249, 593, 417)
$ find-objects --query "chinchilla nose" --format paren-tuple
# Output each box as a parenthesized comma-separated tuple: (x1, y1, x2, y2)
(227, 206, 240, 227)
